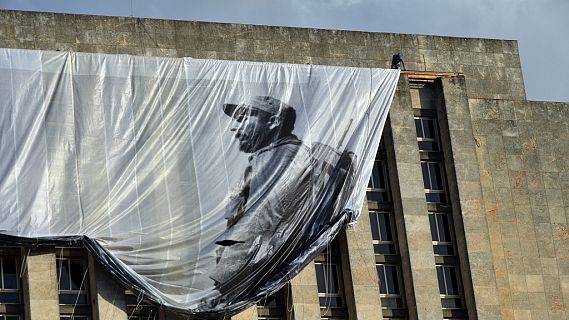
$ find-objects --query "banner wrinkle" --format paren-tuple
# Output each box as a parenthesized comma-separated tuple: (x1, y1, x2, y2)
(0, 48, 399, 316)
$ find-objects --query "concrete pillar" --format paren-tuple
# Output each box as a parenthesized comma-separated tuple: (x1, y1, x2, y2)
(90, 257, 128, 320)
(341, 201, 384, 319)
(386, 75, 444, 319)
(289, 261, 321, 320)
(22, 248, 60, 320)
(439, 76, 501, 319)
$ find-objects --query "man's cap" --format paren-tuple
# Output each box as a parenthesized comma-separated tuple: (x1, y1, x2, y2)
(223, 96, 293, 121)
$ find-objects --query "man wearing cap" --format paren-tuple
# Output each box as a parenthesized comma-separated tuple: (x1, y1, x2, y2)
(209, 96, 313, 304)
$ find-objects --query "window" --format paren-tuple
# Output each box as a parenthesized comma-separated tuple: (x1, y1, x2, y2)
(367, 158, 390, 203)
(376, 264, 404, 309)
(57, 258, 89, 305)
(421, 161, 447, 203)
(369, 211, 397, 255)
(415, 117, 439, 152)
(0, 257, 19, 305)
(57, 251, 91, 319)
(125, 290, 158, 320)
(367, 134, 408, 319)
(257, 289, 286, 320)
(429, 213, 454, 256)
(436, 265, 463, 309)
(0, 254, 22, 320)
(414, 114, 448, 204)
(411, 80, 468, 317)
(315, 263, 344, 309)
(315, 240, 346, 319)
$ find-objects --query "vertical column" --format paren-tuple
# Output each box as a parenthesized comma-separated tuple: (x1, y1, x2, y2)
(439, 76, 501, 319)
(289, 261, 321, 319)
(387, 75, 443, 319)
(90, 259, 128, 320)
(342, 201, 383, 319)
(22, 248, 59, 320)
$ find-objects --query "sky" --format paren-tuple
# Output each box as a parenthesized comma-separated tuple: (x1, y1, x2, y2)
(1, 0, 568, 102)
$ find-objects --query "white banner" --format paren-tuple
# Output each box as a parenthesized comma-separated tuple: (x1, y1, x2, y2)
(0, 48, 399, 314)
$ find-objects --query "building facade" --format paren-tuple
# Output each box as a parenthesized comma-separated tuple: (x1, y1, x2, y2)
(0, 9, 568, 320)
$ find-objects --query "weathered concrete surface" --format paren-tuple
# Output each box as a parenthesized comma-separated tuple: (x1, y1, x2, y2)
(439, 76, 502, 319)
(231, 305, 258, 320)
(289, 262, 321, 319)
(0, 9, 525, 100)
(342, 201, 384, 319)
(22, 249, 60, 320)
(92, 260, 129, 320)
(470, 99, 569, 320)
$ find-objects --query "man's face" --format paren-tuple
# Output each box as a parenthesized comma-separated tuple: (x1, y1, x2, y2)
(231, 108, 273, 153)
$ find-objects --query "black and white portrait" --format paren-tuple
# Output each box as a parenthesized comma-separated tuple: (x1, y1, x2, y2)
(0, 50, 399, 313)
(202, 95, 356, 306)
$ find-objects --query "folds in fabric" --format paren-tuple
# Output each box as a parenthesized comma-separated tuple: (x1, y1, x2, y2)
(0, 48, 399, 315)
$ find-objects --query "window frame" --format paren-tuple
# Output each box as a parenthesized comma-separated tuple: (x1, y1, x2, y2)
(369, 211, 398, 255)
(436, 265, 464, 310)
(429, 212, 456, 256)
(314, 240, 347, 319)
(315, 262, 344, 309)
(367, 157, 391, 204)
(421, 160, 448, 204)
(415, 116, 441, 152)
(376, 264, 405, 310)
(257, 288, 287, 320)
(0, 248, 23, 318)
(125, 290, 159, 320)
(55, 248, 91, 319)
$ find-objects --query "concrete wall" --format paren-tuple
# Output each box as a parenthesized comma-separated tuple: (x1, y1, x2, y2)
(438, 76, 502, 319)
(0, 9, 525, 101)
(470, 99, 569, 319)
(22, 249, 59, 320)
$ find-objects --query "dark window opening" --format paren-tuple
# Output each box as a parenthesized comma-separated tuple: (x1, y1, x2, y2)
(367, 159, 390, 203)
(0, 254, 22, 320)
(369, 211, 397, 255)
(429, 213, 455, 256)
(0, 257, 20, 305)
(56, 250, 91, 320)
(415, 117, 440, 152)
(57, 258, 89, 305)
(125, 290, 158, 320)
(421, 161, 447, 203)
(257, 289, 286, 320)
(436, 265, 463, 309)
(376, 264, 404, 309)
(315, 240, 346, 319)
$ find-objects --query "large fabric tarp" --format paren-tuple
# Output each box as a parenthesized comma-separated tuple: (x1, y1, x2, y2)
(0, 48, 399, 315)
